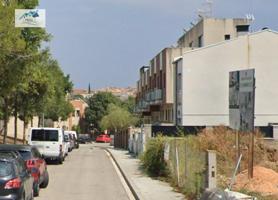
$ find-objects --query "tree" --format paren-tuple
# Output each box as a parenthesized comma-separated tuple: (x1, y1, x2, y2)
(0, 0, 74, 144)
(121, 96, 136, 113)
(40, 58, 73, 123)
(84, 92, 120, 130)
(9, 0, 50, 143)
(100, 104, 138, 132)
(0, 1, 27, 143)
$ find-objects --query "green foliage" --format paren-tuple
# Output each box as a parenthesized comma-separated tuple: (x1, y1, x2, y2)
(72, 125, 81, 134)
(120, 96, 136, 113)
(0, 1, 74, 143)
(140, 135, 168, 177)
(84, 92, 121, 129)
(100, 104, 138, 131)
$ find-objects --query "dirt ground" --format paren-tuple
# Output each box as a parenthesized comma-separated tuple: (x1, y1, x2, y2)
(234, 166, 278, 197)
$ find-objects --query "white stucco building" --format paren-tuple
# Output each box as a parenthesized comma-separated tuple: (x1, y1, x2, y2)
(174, 29, 278, 137)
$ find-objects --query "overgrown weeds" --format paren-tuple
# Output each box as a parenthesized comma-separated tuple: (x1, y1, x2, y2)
(140, 135, 168, 177)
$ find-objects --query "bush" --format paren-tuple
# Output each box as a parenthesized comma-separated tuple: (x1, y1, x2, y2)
(140, 135, 168, 177)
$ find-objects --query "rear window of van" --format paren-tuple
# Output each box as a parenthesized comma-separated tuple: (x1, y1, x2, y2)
(31, 130, 59, 142)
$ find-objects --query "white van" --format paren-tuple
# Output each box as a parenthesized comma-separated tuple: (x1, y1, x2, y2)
(65, 130, 78, 149)
(28, 127, 66, 164)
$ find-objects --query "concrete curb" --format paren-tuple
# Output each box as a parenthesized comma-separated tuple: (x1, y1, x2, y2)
(105, 148, 140, 200)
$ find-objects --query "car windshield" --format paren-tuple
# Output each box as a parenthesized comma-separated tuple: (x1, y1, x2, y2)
(0, 161, 13, 177)
(18, 150, 32, 160)
(32, 129, 59, 142)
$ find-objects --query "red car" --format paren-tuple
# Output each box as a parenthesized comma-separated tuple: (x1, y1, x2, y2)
(96, 134, 111, 143)
(0, 145, 49, 197)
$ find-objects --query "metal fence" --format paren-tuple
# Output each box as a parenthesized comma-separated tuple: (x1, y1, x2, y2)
(165, 138, 207, 197)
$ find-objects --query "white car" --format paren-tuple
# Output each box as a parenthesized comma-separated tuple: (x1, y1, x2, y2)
(28, 127, 66, 164)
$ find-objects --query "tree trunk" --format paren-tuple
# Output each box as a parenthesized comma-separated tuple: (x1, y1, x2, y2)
(38, 116, 42, 127)
(14, 96, 18, 144)
(3, 98, 9, 144)
(23, 120, 28, 144)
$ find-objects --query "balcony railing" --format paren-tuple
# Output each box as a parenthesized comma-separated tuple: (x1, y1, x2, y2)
(136, 88, 163, 112)
(150, 89, 162, 102)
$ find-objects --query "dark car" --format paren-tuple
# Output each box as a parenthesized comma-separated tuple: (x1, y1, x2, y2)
(0, 153, 34, 200)
(78, 134, 91, 144)
(0, 145, 49, 197)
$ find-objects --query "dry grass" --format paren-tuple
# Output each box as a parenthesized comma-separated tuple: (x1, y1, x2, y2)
(197, 126, 278, 187)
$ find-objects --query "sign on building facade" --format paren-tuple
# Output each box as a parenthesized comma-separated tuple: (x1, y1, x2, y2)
(229, 69, 255, 131)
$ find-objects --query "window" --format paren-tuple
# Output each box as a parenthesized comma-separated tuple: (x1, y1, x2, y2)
(19, 150, 32, 160)
(225, 34, 231, 40)
(0, 161, 13, 177)
(31, 129, 59, 142)
(236, 25, 249, 32)
(45, 130, 59, 141)
(31, 130, 44, 141)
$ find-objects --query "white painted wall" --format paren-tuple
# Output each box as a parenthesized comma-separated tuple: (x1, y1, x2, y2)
(181, 30, 278, 127)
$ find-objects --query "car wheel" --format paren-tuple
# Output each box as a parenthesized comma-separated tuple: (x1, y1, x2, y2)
(40, 171, 49, 188)
(33, 182, 40, 197)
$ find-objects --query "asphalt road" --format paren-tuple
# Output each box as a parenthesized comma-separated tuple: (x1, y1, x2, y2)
(37, 143, 130, 200)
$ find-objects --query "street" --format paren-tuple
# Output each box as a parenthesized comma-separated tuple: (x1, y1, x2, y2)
(37, 143, 130, 200)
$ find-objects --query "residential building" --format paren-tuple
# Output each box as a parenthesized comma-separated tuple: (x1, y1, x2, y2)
(136, 17, 251, 125)
(177, 18, 250, 48)
(173, 29, 278, 137)
(68, 99, 88, 130)
(136, 47, 184, 124)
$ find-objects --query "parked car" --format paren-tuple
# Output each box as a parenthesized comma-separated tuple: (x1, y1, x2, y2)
(96, 134, 112, 143)
(63, 132, 71, 154)
(0, 145, 49, 197)
(69, 133, 75, 151)
(0, 153, 34, 200)
(78, 134, 91, 144)
(65, 131, 79, 149)
(28, 127, 66, 164)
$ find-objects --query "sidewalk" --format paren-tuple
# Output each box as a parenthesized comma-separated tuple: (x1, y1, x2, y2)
(107, 147, 185, 200)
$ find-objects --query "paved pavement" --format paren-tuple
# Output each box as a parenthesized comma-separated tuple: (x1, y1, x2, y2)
(37, 143, 129, 200)
(108, 147, 185, 200)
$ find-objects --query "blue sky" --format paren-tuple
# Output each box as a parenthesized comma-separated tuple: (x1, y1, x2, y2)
(39, 0, 278, 89)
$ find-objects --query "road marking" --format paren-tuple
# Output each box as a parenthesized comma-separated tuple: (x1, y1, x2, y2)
(105, 150, 136, 200)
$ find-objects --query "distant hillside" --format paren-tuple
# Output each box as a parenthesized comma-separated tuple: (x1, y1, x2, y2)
(71, 87, 137, 100)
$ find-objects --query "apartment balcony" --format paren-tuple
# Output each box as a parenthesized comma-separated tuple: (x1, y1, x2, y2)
(149, 88, 163, 104)
(135, 89, 163, 113)
(135, 99, 149, 112)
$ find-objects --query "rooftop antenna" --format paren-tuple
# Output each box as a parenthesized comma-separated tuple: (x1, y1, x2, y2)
(246, 0, 255, 32)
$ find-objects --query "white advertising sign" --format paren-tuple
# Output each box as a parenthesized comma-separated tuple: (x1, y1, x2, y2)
(15, 9, 46, 28)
